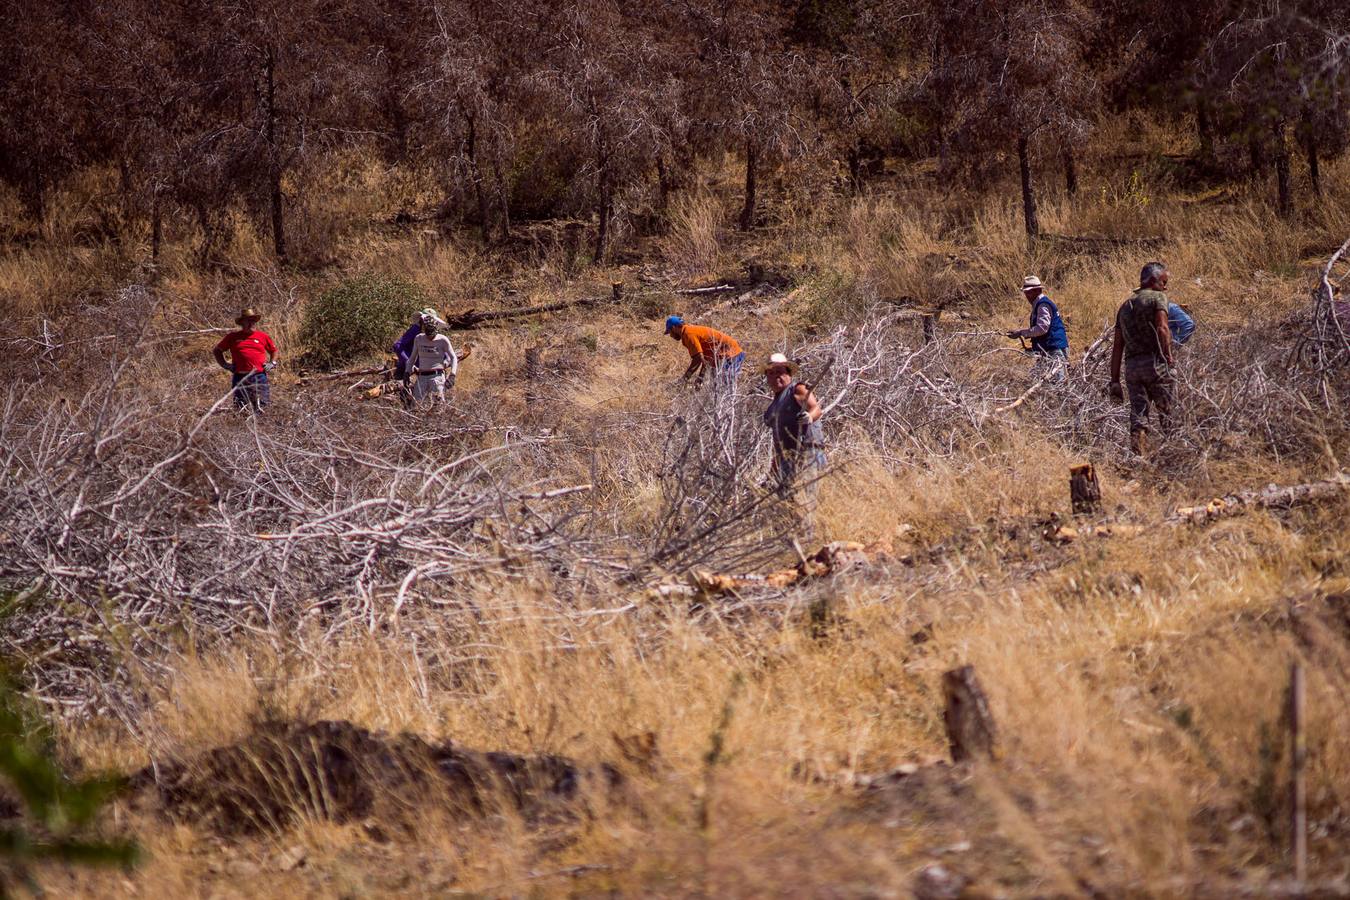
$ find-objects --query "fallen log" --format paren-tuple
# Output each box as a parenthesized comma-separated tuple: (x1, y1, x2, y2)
(1048, 472, 1349, 542)
(1165, 473, 1350, 525)
(444, 283, 630, 330)
(652, 539, 895, 599)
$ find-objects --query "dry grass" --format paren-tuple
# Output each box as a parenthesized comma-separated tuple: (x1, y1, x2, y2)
(7, 142, 1350, 897)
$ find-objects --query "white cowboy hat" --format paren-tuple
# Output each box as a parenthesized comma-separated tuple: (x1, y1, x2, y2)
(1021, 275, 1043, 290)
(762, 352, 799, 375)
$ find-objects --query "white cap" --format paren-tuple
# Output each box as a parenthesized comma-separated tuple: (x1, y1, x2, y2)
(1022, 276, 1042, 290)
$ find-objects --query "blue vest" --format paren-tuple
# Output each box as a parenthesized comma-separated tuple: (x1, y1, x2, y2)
(1029, 297, 1068, 353)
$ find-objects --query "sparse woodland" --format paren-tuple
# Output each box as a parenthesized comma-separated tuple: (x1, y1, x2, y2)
(2, 1, 1350, 896)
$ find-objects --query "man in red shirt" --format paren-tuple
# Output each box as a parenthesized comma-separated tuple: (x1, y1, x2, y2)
(212, 307, 278, 412)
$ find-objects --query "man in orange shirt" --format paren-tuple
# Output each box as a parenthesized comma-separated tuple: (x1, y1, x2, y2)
(664, 315, 744, 387)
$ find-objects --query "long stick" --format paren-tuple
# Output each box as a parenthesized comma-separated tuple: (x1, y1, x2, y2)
(1290, 661, 1307, 888)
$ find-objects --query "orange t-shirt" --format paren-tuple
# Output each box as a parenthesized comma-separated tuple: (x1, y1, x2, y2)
(680, 325, 742, 362)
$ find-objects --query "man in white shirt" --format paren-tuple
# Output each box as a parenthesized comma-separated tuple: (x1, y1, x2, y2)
(407, 318, 458, 406)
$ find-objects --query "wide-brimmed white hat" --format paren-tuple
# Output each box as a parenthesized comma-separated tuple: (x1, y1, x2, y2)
(1021, 275, 1043, 290)
(762, 352, 798, 375)
(417, 307, 446, 325)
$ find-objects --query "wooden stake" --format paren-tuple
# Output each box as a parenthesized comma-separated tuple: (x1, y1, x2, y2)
(524, 346, 542, 407)
(922, 310, 941, 345)
(1290, 661, 1307, 887)
(942, 665, 997, 763)
(1069, 463, 1102, 516)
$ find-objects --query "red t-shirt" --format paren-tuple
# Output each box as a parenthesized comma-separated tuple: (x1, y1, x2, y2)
(215, 329, 276, 373)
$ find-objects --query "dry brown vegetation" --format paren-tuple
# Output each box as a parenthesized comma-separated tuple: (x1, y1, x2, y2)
(3, 126, 1350, 897)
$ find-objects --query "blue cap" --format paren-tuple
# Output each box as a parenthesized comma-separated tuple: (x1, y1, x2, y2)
(664, 315, 684, 334)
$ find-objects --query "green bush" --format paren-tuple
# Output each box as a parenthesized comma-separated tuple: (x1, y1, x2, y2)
(0, 676, 138, 891)
(300, 274, 428, 369)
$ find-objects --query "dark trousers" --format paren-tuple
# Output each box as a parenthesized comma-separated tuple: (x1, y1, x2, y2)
(231, 371, 270, 412)
(1125, 368, 1172, 434)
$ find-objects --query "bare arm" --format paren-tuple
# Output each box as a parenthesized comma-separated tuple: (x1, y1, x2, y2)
(1152, 308, 1173, 367)
(1109, 324, 1124, 383)
(793, 384, 822, 422)
(213, 347, 231, 371)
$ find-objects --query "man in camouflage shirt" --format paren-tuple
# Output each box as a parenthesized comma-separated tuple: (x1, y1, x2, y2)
(1108, 261, 1175, 455)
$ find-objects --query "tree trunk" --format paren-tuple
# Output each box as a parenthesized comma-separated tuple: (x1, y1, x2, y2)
(491, 151, 511, 243)
(264, 48, 287, 264)
(1196, 97, 1215, 166)
(594, 156, 611, 262)
(151, 191, 163, 264)
(1062, 148, 1078, 198)
(465, 112, 492, 244)
(1017, 135, 1040, 239)
(118, 157, 136, 233)
(1305, 131, 1321, 199)
(739, 138, 758, 231)
(656, 155, 672, 212)
(1273, 119, 1293, 220)
(1248, 134, 1265, 180)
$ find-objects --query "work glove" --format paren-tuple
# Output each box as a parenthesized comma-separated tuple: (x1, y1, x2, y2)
(1005, 330, 1022, 339)
(1107, 381, 1124, 403)
(264, 361, 276, 372)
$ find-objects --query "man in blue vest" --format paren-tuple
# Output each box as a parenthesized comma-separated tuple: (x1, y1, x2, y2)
(1006, 275, 1069, 382)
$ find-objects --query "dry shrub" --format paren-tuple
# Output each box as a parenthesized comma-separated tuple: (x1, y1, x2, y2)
(661, 190, 725, 279)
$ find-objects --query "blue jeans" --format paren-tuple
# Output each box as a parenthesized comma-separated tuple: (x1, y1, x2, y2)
(231, 371, 270, 412)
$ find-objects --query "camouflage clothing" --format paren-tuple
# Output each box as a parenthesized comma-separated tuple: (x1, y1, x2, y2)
(1115, 288, 1173, 433)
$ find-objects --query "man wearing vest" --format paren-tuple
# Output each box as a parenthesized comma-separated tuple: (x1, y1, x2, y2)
(1108, 261, 1175, 455)
(762, 352, 826, 535)
(1006, 276, 1069, 383)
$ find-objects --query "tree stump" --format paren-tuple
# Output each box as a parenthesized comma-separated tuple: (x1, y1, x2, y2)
(922, 310, 941, 345)
(942, 665, 997, 763)
(1069, 463, 1101, 516)
(611, 281, 624, 304)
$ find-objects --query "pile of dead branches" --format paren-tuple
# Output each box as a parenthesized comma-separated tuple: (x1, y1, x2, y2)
(0, 371, 600, 715)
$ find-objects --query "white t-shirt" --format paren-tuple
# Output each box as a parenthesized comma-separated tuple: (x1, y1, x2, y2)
(408, 333, 458, 375)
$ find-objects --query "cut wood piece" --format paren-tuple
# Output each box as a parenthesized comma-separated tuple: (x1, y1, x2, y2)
(942, 665, 997, 763)
(1166, 473, 1350, 524)
(1070, 463, 1101, 516)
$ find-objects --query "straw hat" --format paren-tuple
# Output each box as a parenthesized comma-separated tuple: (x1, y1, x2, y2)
(762, 352, 798, 376)
(1021, 275, 1043, 291)
(236, 307, 262, 326)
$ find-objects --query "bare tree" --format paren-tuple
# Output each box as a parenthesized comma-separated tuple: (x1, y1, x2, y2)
(923, 0, 1101, 238)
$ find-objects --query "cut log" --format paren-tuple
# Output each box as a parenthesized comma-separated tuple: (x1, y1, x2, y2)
(942, 665, 997, 763)
(1167, 473, 1350, 525)
(1069, 463, 1101, 516)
